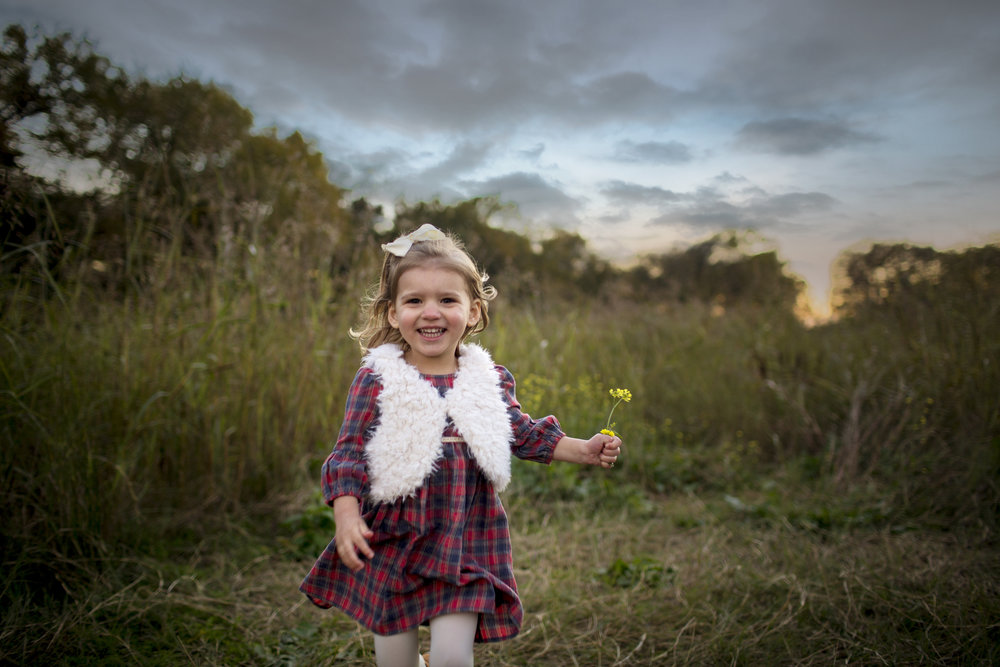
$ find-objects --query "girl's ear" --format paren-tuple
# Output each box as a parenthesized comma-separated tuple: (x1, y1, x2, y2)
(387, 303, 400, 328)
(467, 299, 482, 327)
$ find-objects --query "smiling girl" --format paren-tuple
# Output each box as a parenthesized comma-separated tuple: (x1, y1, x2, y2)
(300, 224, 622, 667)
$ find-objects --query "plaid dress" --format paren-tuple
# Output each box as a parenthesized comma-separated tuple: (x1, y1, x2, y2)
(299, 363, 563, 642)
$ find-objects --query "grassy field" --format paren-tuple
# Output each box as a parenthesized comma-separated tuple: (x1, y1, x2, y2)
(3, 491, 996, 665)
(2, 35, 997, 661)
(2, 258, 998, 665)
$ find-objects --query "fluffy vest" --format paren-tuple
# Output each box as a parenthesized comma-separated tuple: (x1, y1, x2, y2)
(362, 343, 513, 502)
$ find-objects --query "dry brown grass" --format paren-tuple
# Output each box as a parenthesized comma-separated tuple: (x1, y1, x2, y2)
(240, 493, 997, 666)
(484, 497, 998, 666)
(3, 272, 997, 665)
(4, 490, 996, 665)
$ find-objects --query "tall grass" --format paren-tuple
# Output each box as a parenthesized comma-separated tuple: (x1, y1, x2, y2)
(4, 265, 996, 560)
(491, 297, 998, 529)
(2, 239, 998, 663)
(1, 262, 365, 592)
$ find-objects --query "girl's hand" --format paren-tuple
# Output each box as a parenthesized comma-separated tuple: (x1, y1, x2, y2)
(591, 432, 623, 469)
(553, 433, 622, 468)
(333, 496, 375, 572)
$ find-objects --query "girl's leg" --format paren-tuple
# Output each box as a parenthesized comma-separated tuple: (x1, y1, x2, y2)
(373, 628, 420, 667)
(428, 613, 478, 667)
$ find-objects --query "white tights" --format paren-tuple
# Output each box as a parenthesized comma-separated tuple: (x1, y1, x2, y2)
(373, 612, 478, 667)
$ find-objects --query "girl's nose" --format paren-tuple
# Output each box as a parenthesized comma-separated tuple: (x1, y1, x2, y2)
(422, 302, 441, 318)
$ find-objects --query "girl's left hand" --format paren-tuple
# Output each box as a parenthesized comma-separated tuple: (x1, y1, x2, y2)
(553, 433, 622, 468)
(588, 432, 622, 469)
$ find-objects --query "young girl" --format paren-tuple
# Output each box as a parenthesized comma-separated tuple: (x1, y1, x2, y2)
(300, 224, 622, 667)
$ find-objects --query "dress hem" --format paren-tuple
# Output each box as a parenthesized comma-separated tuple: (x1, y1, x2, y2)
(300, 589, 520, 644)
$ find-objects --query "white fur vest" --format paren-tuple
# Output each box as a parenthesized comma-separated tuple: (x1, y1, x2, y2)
(362, 343, 513, 502)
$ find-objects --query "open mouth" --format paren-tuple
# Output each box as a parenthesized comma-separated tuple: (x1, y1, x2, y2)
(418, 327, 446, 339)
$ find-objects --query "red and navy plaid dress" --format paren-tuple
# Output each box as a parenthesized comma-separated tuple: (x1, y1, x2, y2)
(299, 363, 563, 642)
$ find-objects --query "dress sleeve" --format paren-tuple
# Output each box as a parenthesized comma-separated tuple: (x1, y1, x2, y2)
(321, 366, 380, 504)
(498, 365, 564, 464)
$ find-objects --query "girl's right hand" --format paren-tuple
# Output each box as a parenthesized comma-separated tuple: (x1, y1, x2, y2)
(333, 496, 375, 572)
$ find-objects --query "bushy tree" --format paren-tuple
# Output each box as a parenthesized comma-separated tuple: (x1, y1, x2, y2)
(1, 24, 351, 295)
(629, 231, 803, 312)
(1, 24, 127, 284)
(834, 242, 1000, 317)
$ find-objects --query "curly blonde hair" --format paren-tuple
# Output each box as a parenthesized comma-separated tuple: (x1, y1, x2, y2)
(351, 231, 497, 352)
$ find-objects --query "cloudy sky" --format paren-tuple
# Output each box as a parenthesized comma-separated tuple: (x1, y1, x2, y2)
(5, 0, 1000, 311)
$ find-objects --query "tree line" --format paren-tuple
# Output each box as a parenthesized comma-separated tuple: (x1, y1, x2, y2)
(2, 23, 996, 316)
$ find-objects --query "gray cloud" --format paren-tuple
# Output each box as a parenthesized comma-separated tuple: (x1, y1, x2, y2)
(601, 180, 682, 206)
(182, 0, 691, 134)
(703, 0, 1000, 113)
(652, 200, 744, 230)
(518, 143, 546, 161)
(9, 0, 999, 138)
(975, 169, 1000, 184)
(461, 171, 583, 227)
(327, 146, 412, 192)
(600, 172, 836, 232)
(598, 212, 630, 224)
(414, 141, 496, 184)
(612, 140, 692, 164)
(736, 118, 880, 155)
(713, 171, 749, 185)
(752, 192, 836, 217)
(323, 140, 496, 201)
(649, 187, 837, 230)
(377, 141, 496, 201)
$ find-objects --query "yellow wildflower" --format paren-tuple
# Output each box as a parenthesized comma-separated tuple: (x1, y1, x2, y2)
(610, 388, 632, 403)
(604, 387, 632, 437)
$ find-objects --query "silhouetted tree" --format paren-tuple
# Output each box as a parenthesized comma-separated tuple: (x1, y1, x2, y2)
(630, 231, 802, 311)
(834, 242, 1000, 315)
(1, 23, 350, 294)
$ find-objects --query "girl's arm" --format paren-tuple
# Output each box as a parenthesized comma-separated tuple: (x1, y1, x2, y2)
(497, 366, 623, 467)
(322, 368, 379, 502)
(553, 432, 622, 468)
(324, 367, 380, 571)
(333, 495, 374, 572)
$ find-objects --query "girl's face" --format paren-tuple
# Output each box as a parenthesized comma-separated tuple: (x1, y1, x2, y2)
(388, 264, 481, 374)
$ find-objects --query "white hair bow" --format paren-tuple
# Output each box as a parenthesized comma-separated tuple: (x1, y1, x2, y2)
(381, 223, 447, 257)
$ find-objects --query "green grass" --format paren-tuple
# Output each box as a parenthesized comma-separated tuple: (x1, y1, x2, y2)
(501, 496, 999, 666)
(2, 250, 998, 665)
(3, 491, 996, 665)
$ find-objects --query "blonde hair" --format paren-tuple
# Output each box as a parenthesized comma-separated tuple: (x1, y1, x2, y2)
(351, 231, 497, 352)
